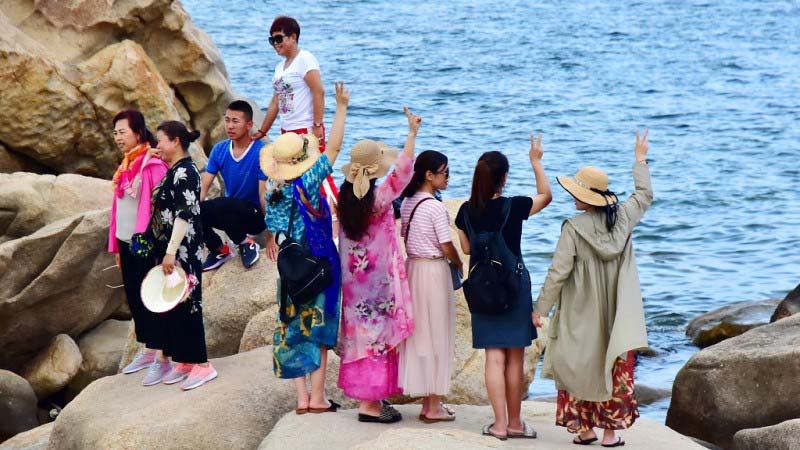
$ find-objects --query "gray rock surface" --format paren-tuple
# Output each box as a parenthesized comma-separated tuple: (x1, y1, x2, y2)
(733, 418, 800, 450)
(0, 370, 38, 442)
(19, 334, 82, 400)
(66, 320, 130, 401)
(685, 298, 781, 348)
(667, 314, 800, 448)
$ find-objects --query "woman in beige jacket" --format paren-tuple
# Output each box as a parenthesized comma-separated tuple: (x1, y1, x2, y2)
(533, 130, 652, 447)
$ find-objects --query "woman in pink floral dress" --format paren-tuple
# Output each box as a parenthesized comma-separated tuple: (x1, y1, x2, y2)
(337, 107, 422, 423)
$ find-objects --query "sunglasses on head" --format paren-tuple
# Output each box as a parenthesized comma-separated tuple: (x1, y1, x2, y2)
(268, 34, 288, 45)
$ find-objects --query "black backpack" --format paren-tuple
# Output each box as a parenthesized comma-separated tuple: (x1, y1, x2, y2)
(276, 185, 333, 323)
(461, 199, 522, 315)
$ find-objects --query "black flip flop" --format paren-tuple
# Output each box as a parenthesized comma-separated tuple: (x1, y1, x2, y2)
(358, 403, 402, 424)
(309, 400, 341, 414)
(574, 436, 598, 445)
(602, 437, 625, 447)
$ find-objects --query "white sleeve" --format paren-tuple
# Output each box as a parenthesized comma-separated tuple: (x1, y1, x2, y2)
(299, 51, 320, 76)
(166, 218, 189, 256)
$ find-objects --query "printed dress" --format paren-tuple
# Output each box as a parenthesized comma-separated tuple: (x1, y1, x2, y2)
(337, 153, 415, 401)
(149, 156, 207, 363)
(267, 155, 340, 379)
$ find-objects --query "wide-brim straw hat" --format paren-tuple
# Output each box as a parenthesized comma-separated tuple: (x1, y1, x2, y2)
(260, 132, 321, 181)
(140, 265, 190, 313)
(341, 139, 398, 198)
(556, 166, 618, 207)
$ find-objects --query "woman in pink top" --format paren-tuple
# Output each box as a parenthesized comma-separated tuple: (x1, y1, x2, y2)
(337, 107, 421, 423)
(108, 109, 169, 378)
(398, 150, 464, 423)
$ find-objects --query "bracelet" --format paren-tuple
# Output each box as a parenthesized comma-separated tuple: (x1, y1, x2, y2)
(637, 159, 648, 165)
(313, 122, 323, 128)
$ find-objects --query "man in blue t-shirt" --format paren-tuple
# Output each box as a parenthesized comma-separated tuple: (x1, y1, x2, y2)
(200, 101, 267, 270)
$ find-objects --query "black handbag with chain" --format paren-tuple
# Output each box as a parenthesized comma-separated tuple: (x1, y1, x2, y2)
(277, 184, 333, 323)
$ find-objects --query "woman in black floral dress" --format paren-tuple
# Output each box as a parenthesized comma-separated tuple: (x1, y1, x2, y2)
(147, 120, 217, 390)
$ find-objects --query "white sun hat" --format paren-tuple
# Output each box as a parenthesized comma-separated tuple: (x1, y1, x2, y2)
(140, 265, 191, 313)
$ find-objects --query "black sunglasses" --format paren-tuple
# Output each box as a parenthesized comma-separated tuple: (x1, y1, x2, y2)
(268, 34, 288, 45)
(436, 168, 450, 178)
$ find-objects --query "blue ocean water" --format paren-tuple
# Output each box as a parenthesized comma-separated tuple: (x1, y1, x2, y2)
(183, 0, 800, 422)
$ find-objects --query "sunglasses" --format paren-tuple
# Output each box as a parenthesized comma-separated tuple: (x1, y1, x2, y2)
(436, 168, 450, 178)
(268, 34, 288, 45)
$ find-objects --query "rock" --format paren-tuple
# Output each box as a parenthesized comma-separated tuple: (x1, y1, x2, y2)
(733, 419, 800, 450)
(685, 298, 781, 348)
(636, 384, 671, 405)
(201, 249, 278, 358)
(117, 322, 139, 374)
(66, 320, 130, 401)
(0, 370, 38, 442)
(0, 144, 49, 174)
(49, 346, 346, 450)
(20, 334, 82, 400)
(666, 314, 800, 449)
(0, 0, 259, 177)
(0, 423, 53, 450)
(0, 173, 111, 243)
(0, 209, 124, 371)
(770, 283, 800, 322)
(107, 301, 132, 321)
(259, 403, 705, 450)
(239, 305, 279, 353)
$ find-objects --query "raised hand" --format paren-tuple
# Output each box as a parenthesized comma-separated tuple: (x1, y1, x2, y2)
(403, 106, 422, 134)
(635, 129, 649, 162)
(529, 133, 544, 162)
(335, 81, 350, 106)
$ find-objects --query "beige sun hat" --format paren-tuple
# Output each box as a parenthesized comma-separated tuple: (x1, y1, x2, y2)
(140, 265, 191, 313)
(341, 139, 399, 199)
(260, 132, 321, 181)
(556, 166, 619, 207)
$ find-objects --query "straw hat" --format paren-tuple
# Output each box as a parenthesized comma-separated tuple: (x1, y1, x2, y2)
(260, 132, 321, 181)
(140, 265, 191, 313)
(556, 166, 619, 207)
(341, 139, 398, 199)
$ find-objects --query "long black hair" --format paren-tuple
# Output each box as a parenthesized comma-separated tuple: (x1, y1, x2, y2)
(400, 150, 448, 198)
(338, 179, 377, 241)
(468, 151, 509, 217)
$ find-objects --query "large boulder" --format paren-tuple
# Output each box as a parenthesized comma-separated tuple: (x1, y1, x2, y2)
(20, 334, 82, 400)
(239, 305, 278, 353)
(666, 314, 800, 449)
(0, 423, 53, 450)
(0, 0, 256, 177)
(259, 403, 704, 450)
(770, 283, 800, 322)
(733, 419, 800, 450)
(0, 209, 124, 371)
(0, 370, 38, 442)
(66, 320, 130, 401)
(49, 346, 352, 450)
(685, 298, 781, 348)
(0, 173, 109, 243)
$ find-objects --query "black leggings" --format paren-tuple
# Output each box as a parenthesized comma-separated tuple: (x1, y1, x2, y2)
(200, 197, 265, 250)
(117, 240, 167, 349)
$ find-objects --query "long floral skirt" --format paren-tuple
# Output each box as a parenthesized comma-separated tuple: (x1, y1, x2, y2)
(338, 349, 401, 401)
(555, 351, 639, 432)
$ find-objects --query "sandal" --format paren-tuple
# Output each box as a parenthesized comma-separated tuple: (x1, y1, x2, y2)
(602, 437, 625, 447)
(481, 424, 507, 441)
(309, 400, 341, 414)
(574, 435, 598, 445)
(295, 407, 308, 415)
(507, 421, 538, 439)
(419, 413, 456, 423)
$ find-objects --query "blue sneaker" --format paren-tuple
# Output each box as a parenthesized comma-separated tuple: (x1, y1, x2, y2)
(238, 238, 260, 269)
(203, 244, 233, 271)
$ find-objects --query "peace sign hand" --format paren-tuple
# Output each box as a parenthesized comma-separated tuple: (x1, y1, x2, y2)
(635, 129, 649, 162)
(529, 133, 544, 162)
(403, 106, 422, 134)
(335, 81, 350, 106)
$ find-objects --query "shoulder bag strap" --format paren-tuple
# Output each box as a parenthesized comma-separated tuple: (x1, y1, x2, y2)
(403, 197, 434, 246)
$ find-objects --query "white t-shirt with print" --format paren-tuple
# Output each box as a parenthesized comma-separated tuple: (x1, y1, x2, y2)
(272, 49, 320, 131)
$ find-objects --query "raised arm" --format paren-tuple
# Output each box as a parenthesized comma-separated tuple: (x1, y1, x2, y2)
(620, 129, 653, 227)
(528, 133, 552, 216)
(373, 107, 422, 212)
(324, 81, 350, 166)
(252, 93, 279, 141)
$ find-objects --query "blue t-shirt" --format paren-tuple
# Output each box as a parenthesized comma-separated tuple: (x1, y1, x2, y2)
(206, 139, 268, 207)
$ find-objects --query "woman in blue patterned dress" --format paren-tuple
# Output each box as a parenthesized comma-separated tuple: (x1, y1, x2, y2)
(260, 82, 349, 414)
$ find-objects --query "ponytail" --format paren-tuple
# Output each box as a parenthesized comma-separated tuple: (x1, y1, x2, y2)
(401, 150, 448, 198)
(156, 121, 201, 151)
(468, 151, 509, 217)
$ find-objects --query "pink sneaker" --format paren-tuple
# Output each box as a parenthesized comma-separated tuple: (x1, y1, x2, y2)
(162, 363, 193, 385)
(180, 363, 218, 391)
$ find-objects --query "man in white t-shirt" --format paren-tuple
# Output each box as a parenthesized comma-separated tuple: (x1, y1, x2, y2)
(253, 16, 339, 238)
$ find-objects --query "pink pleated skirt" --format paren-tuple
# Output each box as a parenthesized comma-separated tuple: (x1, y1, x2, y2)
(398, 257, 456, 397)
